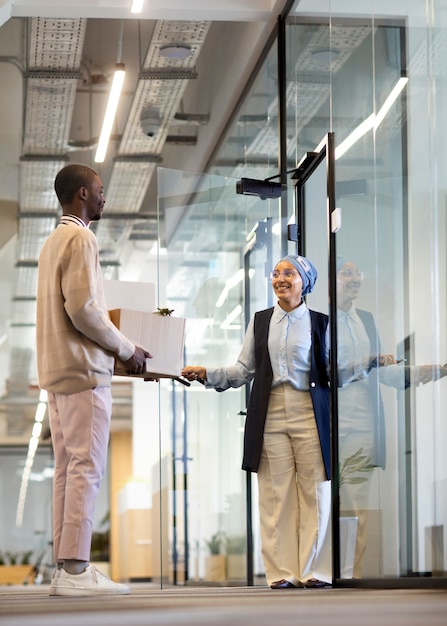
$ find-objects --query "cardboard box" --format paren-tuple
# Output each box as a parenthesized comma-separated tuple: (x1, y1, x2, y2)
(110, 309, 185, 378)
(103, 279, 155, 312)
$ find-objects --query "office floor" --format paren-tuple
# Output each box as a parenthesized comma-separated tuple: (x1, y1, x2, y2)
(0, 583, 446, 626)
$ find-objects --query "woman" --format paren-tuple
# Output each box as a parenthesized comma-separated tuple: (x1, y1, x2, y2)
(182, 254, 332, 589)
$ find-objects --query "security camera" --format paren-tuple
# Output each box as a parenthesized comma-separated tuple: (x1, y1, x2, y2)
(140, 115, 161, 138)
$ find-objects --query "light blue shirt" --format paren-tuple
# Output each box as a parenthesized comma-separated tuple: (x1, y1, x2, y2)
(205, 300, 421, 394)
(337, 304, 415, 389)
(206, 302, 329, 392)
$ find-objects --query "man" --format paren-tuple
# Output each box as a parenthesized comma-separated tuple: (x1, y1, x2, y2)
(36, 163, 151, 596)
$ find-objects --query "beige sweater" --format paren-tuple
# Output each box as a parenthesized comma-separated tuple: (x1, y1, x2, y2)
(36, 217, 135, 394)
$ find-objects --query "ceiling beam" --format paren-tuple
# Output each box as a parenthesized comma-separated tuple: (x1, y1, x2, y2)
(1, 0, 286, 28)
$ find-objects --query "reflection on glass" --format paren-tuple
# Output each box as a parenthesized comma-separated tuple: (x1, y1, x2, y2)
(336, 257, 447, 578)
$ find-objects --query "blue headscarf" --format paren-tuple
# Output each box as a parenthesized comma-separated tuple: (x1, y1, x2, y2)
(336, 256, 350, 272)
(277, 255, 318, 296)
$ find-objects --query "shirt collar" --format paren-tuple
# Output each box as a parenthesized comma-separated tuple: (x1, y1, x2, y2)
(273, 300, 308, 323)
(338, 303, 356, 321)
(60, 214, 88, 228)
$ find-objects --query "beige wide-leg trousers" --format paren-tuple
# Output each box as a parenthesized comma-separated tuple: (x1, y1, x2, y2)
(48, 386, 112, 563)
(257, 384, 332, 586)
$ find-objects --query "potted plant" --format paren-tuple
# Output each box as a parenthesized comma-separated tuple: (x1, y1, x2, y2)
(204, 532, 226, 582)
(0, 550, 35, 585)
(225, 535, 246, 580)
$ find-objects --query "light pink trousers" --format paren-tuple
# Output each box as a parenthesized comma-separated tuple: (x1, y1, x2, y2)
(257, 384, 332, 586)
(47, 386, 112, 562)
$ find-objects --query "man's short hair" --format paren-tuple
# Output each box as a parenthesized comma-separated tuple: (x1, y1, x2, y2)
(54, 164, 99, 207)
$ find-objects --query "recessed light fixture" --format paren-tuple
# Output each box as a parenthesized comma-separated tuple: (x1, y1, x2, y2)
(311, 48, 340, 65)
(130, 0, 144, 13)
(159, 44, 192, 60)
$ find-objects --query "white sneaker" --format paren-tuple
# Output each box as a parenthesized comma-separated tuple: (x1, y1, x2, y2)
(49, 564, 130, 596)
(48, 568, 60, 594)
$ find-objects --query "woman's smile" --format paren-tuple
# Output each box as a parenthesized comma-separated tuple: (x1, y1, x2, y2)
(271, 261, 303, 311)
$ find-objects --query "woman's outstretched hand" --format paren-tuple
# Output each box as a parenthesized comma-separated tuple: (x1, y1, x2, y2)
(369, 353, 398, 369)
(181, 365, 207, 383)
(418, 364, 447, 384)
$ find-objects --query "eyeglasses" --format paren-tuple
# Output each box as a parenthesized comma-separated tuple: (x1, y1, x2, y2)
(270, 269, 298, 280)
(337, 268, 364, 280)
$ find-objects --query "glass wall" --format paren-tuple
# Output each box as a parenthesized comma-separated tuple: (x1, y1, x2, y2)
(157, 0, 447, 587)
(2, 0, 446, 590)
(289, 0, 447, 581)
(156, 167, 284, 584)
(0, 447, 53, 578)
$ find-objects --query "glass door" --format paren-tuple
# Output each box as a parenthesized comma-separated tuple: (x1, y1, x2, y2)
(287, 13, 415, 585)
(155, 167, 283, 586)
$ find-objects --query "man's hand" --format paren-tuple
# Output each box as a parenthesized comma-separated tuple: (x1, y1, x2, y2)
(122, 346, 152, 375)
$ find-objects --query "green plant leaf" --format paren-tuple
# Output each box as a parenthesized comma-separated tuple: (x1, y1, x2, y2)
(155, 307, 174, 316)
(339, 447, 374, 485)
(205, 531, 223, 554)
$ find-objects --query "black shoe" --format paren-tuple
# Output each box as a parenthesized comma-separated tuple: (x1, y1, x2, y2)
(270, 579, 299, 589)
(304, 578, 331, 589)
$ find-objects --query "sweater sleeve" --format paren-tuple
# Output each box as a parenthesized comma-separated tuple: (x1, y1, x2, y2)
(206, 317, 256, 391)
(61, 231, 135, 362)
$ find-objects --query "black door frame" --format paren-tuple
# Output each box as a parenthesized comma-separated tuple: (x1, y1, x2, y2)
(242, 217, 274, 585)
(291, 133, 341, 582)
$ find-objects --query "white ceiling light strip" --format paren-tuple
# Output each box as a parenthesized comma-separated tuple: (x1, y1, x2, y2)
(220, 304, 243, 330)
(15, 390, 48, 528)
(335, 77, 408, 160)
(95, 21, 126, 163)
(130, 0, 144, 13)
(216, 268, 255, 308)
(94, 64, 126, 163)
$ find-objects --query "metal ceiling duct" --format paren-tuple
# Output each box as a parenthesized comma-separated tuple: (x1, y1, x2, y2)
(94, 20, 210, 256)
(9, 18, 86, 414)
(4, 16, 210, 441)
